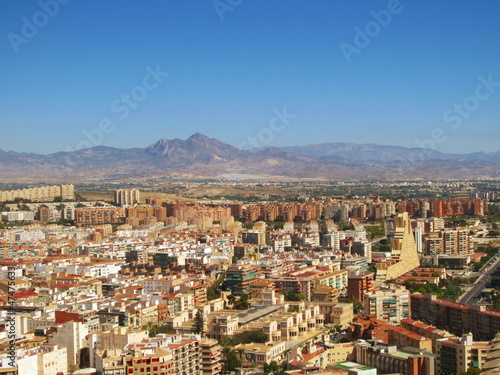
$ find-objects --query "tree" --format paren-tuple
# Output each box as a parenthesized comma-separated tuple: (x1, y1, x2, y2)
(263, 360, 282, 375)
(220, 330, 268, 346)
(226, 350, 241, 371)
(281, 291, 305, 301)
(237, 348, 246, 364)
(235, 293, 250, 310)
(145, 322, 158, 337)
(221, 347, 241, 372)
(337, 221, 350, 231)
(222, 347, 232, 373)
(338, 296, 363, 314)
(207, 271, 225, 301)
(227, 294, 236, 306)
(459, 367, 482, 375)
(194, 310, 204, 335)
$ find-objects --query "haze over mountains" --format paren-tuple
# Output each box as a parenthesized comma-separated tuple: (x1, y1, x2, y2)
(0, 133, 499, 182)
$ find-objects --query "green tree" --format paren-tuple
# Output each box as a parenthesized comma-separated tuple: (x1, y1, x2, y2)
(222, 347, 232, 373)
(459, 367, 482, 375)
(227, 350, 241, 371)
(194, 310, 204, 335)
(337, 221, 350, 231)
(220, 330, 268, 346)
(235, 293, 250, 309)
(237, 348, 246, 364)
(491, 289, 500, 312)
(207, 271, 225, 301)
(281, 291, 305, 301)
(338, 296, 363, 314)
(263, 360, 282, 375)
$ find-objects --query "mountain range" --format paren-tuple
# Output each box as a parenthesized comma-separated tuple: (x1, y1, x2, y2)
(1, 133, 499, 182)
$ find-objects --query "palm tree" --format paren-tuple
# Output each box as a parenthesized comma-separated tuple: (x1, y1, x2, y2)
(237, 348, 245, 364)
(222, 346, 232, 373)
(227, 294, 236, 307)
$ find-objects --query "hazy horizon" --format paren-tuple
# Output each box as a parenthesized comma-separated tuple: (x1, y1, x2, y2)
(2, 1, 500, 155)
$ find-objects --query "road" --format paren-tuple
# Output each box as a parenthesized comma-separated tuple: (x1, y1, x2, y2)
(459, 254, 500, 305)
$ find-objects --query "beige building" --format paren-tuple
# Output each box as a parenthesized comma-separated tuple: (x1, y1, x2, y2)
(0, 184, 74, 202)
(329, 303, 354, 328)
(436, 333, 491, 374)
(75, 207, 118, 225)
(16, 344, 68, 375)
(200, 339, 222, 375)
(289, 343, 355, 369)
(96, 347, 174, 375)
(47, 321, 89, 371)
(363, 284, 410, 323)
(206, 314, 239, 340)
(88, 326, 148, 368)
(114, 188, 140, 205)
(376, 212, 420, 281)
(234, 341, 286, 364)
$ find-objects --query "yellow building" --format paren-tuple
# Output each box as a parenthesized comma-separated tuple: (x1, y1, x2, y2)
(376, 212, 420, 281)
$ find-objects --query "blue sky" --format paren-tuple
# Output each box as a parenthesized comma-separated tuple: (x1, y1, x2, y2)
(1, 0, 500, 154)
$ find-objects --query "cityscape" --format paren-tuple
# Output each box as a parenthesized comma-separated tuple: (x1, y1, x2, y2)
(1, 2, 500, 375)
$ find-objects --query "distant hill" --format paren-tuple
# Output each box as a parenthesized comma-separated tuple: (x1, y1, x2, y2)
(0, 133, 498, 182)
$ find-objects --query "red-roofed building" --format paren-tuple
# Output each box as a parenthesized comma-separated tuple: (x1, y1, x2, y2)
(411, 293, 500, 341)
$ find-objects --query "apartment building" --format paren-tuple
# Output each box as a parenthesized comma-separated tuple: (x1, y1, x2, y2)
(363, 284, 410, 323)
(355, 340, 434, 375)
(206, 314, 239, 340)
(126, 205, 167, 224)
(96, 347, 174, 375)
(75, 207, 118, 225)
(316, 269, 348, 292)
(167, 338, 201, 375)
(0, 184, 74, 202)
(221, 263, 258, 295)
(266, 232, 292, 251)
(411, 293, 500, 341)
(347, 271, 374, 302)
(47, 321, 89, 370)
(436, 333, 491, 374)
(16, 344, 68, 375)
(200, 339, 222, 375)
(114, 188, 140, 206)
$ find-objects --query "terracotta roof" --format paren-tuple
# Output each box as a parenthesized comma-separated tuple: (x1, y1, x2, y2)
(12, 290, 38, 299)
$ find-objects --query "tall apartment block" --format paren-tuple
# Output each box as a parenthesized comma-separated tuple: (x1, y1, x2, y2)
(200, 339, 222, 375)
(221, 263, 258, 295)
(114, 188, 140, 206)
(348, 271, 374, 302)
(363, 284, 410, 323)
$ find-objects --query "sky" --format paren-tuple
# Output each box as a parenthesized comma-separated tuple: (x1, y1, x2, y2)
(1, 0, 500, 155)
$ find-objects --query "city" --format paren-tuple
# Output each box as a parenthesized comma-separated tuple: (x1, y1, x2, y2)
(1, 2, 500, 375)
(0, 181, 499, 374)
